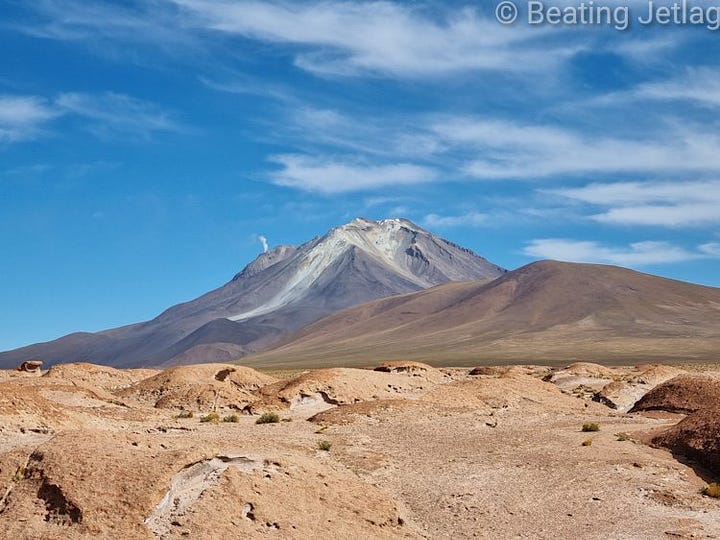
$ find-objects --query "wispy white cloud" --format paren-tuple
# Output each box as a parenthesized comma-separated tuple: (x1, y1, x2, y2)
(0, 92, 180, 143)
(274, 110, 720, 186)
(597, 68, 720, 109)
(423, 211, 487, 228)
(523, 238, 716, 266)
(200, 75, 296, 103)
(363, 196, 406, 208)
(171, 0, 568, 77)
(610, 35, 682, 61)
(270, 154, 437, 193)
(260, 106, 720, 194)
(387, 205, 410, 216)
(55, 92, 181, 137)
(699, 242, 720, 257)
(548, 180, 720, 227)
(14, 0, 193, 49)
(360, 197, 413, 218)
(546, 180, 720, 205)
(0, 95, 59, 142)
(633, 69, 720, 107)
(433, 118, 720, 179)
(593, 204, 720, 227)
(15, 0, 685, 82)
(1, 163, 51, 176)
(272, 106, 448, 161)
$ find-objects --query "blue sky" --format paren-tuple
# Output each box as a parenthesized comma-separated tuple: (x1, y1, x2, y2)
(1, 0, 720, 350)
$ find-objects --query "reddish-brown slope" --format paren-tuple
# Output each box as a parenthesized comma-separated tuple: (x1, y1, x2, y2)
(247, 260, 720, 367)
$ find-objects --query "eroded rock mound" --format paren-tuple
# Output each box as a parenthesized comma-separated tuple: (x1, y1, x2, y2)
(653, 407, 720, 478)
(0, 428, 411, 539)
(44, 362, 158, 391)
(310, 399, 437, 426)
(550, 362, 616, 381)
(469, 365, 511, 376)
(163, 453, 409, 538)
(630, 364, 686, 386)
(591, 380, 649, 412)
(546, 362, 620, 395)
(16, 360, 43, 373)
(117, 364, 276, 412)
(0, 429, 214, 539)
(563, 362, 617, 378)
(253, 368, 437, 412)
(591, 365, 688, 412)
(373, 361, 447, 383)
(630, 374, 720, 414)
(421, 373, 600, 414)
(0, 377, 131, 432)
(374, 360, 431, 374)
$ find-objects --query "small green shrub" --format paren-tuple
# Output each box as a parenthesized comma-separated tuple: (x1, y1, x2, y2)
(615, 432, 631, 442)
(318, 440, 332, 451)
(14, 467, 25, 481)
(581, 439, 592, 447)
(255, 412, 280, 425)
(223, 414, 240, 423)
(702, 483, 720, 498)
(175, 410, 194, 419)
(200, 412, 220, 424)
(581, 422, 600, 432)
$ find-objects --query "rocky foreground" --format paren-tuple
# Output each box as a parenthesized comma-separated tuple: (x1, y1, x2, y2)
(0, 361, 719, 539)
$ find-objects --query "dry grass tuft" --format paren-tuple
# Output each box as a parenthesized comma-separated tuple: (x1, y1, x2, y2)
(256, 412, 280, 425)
(200, 412, 220, 424)
(318, 440, 332, 451)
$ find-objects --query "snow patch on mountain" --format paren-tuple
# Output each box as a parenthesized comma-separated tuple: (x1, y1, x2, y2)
(229, 218, 430, 321)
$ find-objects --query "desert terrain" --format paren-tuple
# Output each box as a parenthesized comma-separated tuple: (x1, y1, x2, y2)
(1, 360, 718, 539)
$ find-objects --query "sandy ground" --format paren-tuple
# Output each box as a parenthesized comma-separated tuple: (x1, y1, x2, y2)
(0, 362, 718, 539)
(318, 403, 719, 538)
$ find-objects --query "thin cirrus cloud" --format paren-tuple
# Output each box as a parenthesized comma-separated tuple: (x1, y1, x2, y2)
(269, 154, 437, 193)
(10, 0, 574, 78)
(272, 110, 720, 187)
(0, 95, 59, 142)
(269, 112, 720, 192)
(432, 118, 720, 179)
(55, 92, 182, 137)
(274, 106, 448, 161)
(13, 0, 195, 50)
(701, 242, 720, 256)
(171, 0, 566, 77)
(0, 92, 180, 143)
(547, 180, 720, 227)
(597, 68, 720, 109)
(423, 211, 488, 228)
(523, 239, 718, 266)
(263, 110, 720, 192)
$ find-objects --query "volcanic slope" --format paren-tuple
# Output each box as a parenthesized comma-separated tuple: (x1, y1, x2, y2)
(248, 260, 720, 368)
(0, 218, 504, 368)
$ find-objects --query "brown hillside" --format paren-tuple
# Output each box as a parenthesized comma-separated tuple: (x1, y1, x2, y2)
(246, 261, 720, 368)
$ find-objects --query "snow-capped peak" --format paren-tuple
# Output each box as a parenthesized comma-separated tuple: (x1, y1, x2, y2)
(227, 217, 503, 322)
(339, 217, 424, 233)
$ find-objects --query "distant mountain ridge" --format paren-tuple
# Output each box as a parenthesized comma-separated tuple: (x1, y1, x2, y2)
(246, 260, 720, 368)
(0, 218, 505, 368)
